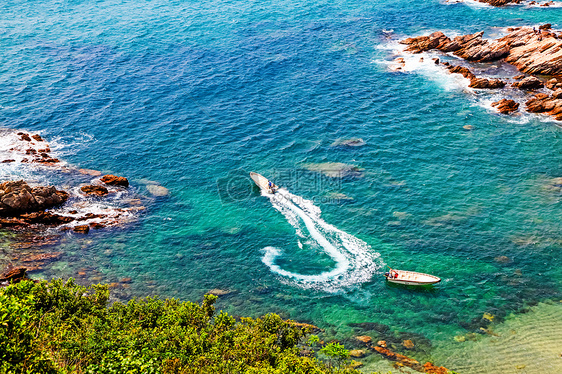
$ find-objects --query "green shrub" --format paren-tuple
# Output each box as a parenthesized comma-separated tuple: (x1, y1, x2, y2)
(0, 280, 359, 374)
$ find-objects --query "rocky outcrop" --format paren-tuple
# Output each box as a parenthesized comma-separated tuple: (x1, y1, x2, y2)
(400, 26, 562, 121)
(0, 181, 68, 216)
(0, 267, 29, 285)
(525, 93, 562, 120)
(400, 27, 562, 75)
(492, 99, 520, 114)
(101, 175, 129, 188)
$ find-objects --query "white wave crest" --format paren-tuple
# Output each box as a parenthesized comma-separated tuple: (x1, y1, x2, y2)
(260, 188, 382, 292)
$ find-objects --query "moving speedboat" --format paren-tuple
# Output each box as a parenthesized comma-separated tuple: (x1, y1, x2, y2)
(250, 172, 278, 194)
(384, 268, 441, 286)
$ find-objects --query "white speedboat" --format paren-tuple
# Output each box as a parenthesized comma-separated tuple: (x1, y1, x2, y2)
(384, 269, 441, 286)
(250, 172, 278, 194)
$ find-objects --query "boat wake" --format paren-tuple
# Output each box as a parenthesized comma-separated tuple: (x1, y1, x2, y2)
(260, 188, 383, 292)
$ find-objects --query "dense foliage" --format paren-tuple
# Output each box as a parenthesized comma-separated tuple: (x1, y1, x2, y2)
(0, 279, 360, 374)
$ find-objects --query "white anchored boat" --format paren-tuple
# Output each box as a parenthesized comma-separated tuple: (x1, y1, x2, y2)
(384, 268, 441, 286)
(250, 172, 278, 194)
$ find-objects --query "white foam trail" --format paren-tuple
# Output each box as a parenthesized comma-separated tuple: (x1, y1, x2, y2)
(261, 188, 382, 292)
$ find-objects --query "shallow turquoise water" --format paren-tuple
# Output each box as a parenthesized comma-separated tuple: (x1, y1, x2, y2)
(1, 0, 562, 369)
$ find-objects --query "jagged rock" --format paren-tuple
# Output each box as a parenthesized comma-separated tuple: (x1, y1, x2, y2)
(401, 27, 562, 75)
(20, 133, 31, 141)
(491, 99, 519, 114)
(512, 76, 544, 90)
(0, 267, 28, 284)
(0, 181, 68, 216)
(31, 134, 43, 142)
(525, 93, 562, 119)
(447, 64, 476, 79)
(504, 28, 562, 75)
(101, 175, 129, 187)
(469, 77, 506, 89)
(539, 24, 552, 30)
(477, 0, 522, 6)
(80, 185, 109, 196)
(513, 75, 526, 80)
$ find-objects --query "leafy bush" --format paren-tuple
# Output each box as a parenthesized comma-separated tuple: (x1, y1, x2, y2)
(0, 279, 359, 374)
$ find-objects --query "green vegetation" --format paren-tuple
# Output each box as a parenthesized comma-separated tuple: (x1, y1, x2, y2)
(0, 279, 360, 374)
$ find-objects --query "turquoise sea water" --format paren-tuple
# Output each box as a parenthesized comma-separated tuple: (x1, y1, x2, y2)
(1, 0, 562, 371)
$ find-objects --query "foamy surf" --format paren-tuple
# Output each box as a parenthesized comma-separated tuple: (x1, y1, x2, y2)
(260, 188, 382, 292)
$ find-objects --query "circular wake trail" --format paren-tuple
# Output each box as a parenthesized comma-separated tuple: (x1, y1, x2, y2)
(261, 188, 382, 292)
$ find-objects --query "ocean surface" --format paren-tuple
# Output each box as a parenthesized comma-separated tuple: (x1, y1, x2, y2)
(1, 0, 562, 372)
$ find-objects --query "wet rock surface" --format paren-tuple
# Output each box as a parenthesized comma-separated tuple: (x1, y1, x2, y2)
(0, 181, 68, 216)
(492, 99, 520, 114)
(101, 174, 129, 187)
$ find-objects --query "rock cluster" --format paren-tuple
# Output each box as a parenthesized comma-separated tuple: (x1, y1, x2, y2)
(400, 27, 562, 75)
(400, 25, 562, 121)
(0, 181, 68, 216)
(512, 76, 544, 90)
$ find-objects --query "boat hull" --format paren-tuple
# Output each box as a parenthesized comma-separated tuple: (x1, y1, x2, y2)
(250, 172, 277, 194)
(384, 269, 441, 286)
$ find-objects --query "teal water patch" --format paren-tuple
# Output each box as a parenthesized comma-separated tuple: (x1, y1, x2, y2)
(1, 0, 562, 369)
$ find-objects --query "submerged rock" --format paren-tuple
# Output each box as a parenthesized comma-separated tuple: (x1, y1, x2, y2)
(355, 335, 372, 344)
(146, 184, 169, 197)
(73, 225, 90, 234)
(303, 162, 364, 178)
(207, 288, 233, 297)
(349, 349, 366, 358)
(330, 138, 366, 147)
(80, 185, 109, 196)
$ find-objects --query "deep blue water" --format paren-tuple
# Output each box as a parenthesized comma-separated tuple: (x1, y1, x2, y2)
(1, 0, 562, 371)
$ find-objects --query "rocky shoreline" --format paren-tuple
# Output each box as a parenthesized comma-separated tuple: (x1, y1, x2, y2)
(396, 25, 562, 122)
